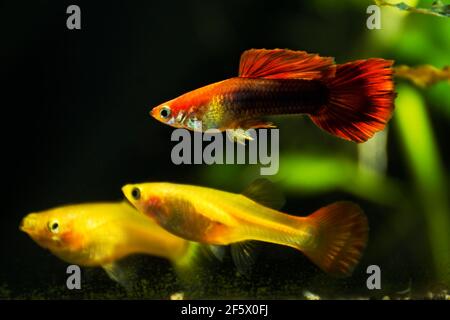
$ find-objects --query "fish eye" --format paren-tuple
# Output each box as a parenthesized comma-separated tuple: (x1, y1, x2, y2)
(131, 187, 141, 200)
(48, 220, 59, 233)
(160, 106, 171, 119)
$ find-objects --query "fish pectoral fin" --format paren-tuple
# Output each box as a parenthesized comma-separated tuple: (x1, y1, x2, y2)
(103, 262, 129, 286)
(102, 259, 140, 293)
(226, 120, 276, 144)
(208, 245, 226, 262)
(226, 129, 254, 145)
(231, 241, 258, 275)
(242, 178, 286, 210)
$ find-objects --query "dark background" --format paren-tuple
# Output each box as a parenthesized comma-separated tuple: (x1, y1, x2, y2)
(1, 1, 448, 298)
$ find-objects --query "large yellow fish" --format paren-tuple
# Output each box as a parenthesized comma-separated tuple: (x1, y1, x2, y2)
(20, 201, 199, 285)
(122, 180, 368, 277)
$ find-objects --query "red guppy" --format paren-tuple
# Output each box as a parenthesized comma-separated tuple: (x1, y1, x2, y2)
(150, 48, 396, 143)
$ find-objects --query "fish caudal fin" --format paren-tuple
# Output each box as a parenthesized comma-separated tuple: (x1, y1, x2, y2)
(311, 59, 396, 142)
(302, 201, 368, 277)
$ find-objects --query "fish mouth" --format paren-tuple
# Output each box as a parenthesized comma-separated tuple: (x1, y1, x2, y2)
(19, 214, 38, 234)
(121, 185, 135, 205)
(149, 107, 158, 119)
(19, 220, 27, 233)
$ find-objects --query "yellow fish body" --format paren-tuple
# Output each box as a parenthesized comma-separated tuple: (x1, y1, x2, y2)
(20, 201, 197, 284)
(122, 180, 368, 277)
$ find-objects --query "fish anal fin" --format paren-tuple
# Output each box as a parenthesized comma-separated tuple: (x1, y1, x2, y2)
(239, 119, 276, 129)
(238, 49, 336, 80)
(242, 178, 286, 210)
(231, 241, 258, 275)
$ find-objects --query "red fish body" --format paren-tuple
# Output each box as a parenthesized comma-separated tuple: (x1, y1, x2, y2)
(162, 77, 328, 131)
(151, 49, 396, 142)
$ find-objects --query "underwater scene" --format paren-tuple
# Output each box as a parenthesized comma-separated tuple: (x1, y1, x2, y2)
(1, 0, 450, 302)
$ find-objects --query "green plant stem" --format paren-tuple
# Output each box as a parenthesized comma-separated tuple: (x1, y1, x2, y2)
(394, 84, 450, 283)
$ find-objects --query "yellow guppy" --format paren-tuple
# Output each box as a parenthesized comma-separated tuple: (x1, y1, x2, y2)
(20, 201, 199, 285)
(123, 179, 369, 277)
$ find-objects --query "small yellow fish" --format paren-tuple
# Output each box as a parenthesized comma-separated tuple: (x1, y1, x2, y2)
(122, 180, 368, 277)
(20, 201, 199, 284)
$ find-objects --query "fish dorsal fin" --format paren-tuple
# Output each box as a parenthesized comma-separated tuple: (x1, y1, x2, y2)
(242, 178, 286, 210)
(231, 241, 257, 275)
(238, 49, 336, 80)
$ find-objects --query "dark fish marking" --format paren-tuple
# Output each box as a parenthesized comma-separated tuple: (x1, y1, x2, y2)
(223, 78, 329, 117)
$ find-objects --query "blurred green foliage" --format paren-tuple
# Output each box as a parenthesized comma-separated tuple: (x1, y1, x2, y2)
(395, 85, 450, 281)
(375, 0, 450, 18)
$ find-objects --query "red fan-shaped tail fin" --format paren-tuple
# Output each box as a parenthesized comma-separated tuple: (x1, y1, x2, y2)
(310, 59, 396, 142)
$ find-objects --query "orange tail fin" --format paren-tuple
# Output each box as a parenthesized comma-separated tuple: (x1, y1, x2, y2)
(302, 201, 368, 277)
(310, 59, 396, 142)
